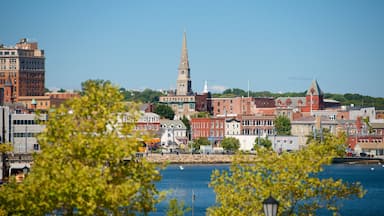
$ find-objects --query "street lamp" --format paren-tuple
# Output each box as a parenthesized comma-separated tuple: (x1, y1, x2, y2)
(262, 195, 279, 216)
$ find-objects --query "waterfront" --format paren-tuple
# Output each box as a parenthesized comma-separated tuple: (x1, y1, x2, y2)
(152, 164, 384, 216)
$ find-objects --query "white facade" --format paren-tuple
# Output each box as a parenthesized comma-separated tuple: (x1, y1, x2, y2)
(227, 135, 258, 151)
(159, 119, 187, 151)
(269, 136, 299, 152)
(225, 118, 241, 135)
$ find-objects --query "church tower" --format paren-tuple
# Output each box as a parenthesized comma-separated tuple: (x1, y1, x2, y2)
(303, 80, 325, 113)
(176, 31, 192, 96)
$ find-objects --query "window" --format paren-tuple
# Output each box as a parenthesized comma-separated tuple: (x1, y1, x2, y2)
(34, 144, 39, 150)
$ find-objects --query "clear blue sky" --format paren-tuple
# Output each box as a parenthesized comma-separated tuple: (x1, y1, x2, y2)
(1, 0, 383, 97)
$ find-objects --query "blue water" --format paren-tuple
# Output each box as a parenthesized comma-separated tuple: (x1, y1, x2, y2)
(152, 164, 384, 216)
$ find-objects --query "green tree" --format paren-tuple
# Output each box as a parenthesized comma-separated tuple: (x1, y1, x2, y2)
(221, 137, 240, 152)
(154, 104, 175, 120)
(166, 198, 191, 216)
(193, 137, 210, 151)
(208, 133, 365, 216)
(275, 115, 291, 135)
(254, 137, 272, 149)
(0, 80, 163, 216)
(58, 88, 66, 93)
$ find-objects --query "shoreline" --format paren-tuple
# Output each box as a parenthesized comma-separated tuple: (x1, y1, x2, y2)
(143, 153, 233, 164)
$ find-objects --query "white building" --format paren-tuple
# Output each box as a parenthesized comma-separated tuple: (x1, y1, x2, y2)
(269, 136, 299, 152)
(159, 119, 187, 152)
(225, 118, 241, 135)
(1, 106, 47, 180)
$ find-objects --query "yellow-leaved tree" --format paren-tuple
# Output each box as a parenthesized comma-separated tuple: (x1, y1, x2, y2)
(208, 132, 365, 216)
(0, 80, 162, 216)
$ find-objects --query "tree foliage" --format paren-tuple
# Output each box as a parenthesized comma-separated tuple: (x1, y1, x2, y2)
(275, 115, 291, 135)
(154, 104, 175, 120)
(0, 80, 163, 216)
(208, 133, 365, 216)
(193, 137, 210, 150)
(121, 88, 164, 103)
(221, 137, 240, 152)
(254, 137, 272, 149)
(166, 198, 191, 216)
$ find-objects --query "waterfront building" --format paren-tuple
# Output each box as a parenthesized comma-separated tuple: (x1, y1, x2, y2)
(240, 114, 275, 136)
(225, 118, 241, 135)
(159, 119, 188, 151)
(352, 135, 384, 157)
(191, 117, 225, 146)
(291, 116, 338, 148)
(159, 32, 211, 119)
(269, 135, 299, 152)
(0, 39, 45, 104)
(135, 112, 160, 132)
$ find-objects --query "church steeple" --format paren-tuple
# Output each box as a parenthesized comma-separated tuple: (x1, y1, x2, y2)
(176, 31, 192, 96)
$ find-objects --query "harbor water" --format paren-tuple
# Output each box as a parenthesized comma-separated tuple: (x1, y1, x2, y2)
(152, 164, 384, 216)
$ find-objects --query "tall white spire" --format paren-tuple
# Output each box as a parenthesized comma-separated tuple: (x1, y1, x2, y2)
(203, 80, 208, 93)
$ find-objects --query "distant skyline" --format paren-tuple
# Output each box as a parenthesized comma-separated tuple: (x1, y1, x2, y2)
(1, 0, 383, 97)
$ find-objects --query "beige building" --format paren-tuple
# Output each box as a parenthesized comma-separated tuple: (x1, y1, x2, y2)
(291, 116, 338, 148)
(0, 38, 45, 104)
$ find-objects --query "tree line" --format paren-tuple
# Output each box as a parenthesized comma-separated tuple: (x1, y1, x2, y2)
(117, 87, 384, 109)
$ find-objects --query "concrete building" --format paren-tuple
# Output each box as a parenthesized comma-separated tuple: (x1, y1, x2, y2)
(159, 32, 212, 119)
(269, 135, 300, 152)
(291, 116, 338, 148)
(0, 39, 45, 104)
(0, 106, 47, 181)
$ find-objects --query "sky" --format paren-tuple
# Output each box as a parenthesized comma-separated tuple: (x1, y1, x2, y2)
(1, 0, 383, 97)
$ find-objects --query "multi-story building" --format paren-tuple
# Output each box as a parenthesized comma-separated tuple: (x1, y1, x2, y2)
(135, 112, 160, 132)
(0, 106, 47, 180)
(225, 118, 241, 135)
(191, 117, 225, 146)
(159, 32, 211, 119)
(211, 97, 275, 117)
(291, 116, 338, 148)
(159, 119, 188, 151)
(275, 80, 326, 114)
(240, 114, 275, 136)
(0, 38, 45, 104)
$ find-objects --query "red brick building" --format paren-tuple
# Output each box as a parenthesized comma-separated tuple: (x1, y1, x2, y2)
(191, 117, 225, 146)
(210, 97, 275, 117)
(0, 39, 45, 104)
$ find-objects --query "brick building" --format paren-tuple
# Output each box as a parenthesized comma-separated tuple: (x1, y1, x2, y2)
(0, 39, 45, 104)
(210, 97, 275, 117)
(191, 117, 225, 146)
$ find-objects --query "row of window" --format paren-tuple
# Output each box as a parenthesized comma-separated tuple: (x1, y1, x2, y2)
(243, 129, 274, 135)
(13, 119, 45, 125)
(192, 122, 224, 129)
(242, 120, 274, 126)
(13, 132, 36, 138)
(0, 51, 16, 56)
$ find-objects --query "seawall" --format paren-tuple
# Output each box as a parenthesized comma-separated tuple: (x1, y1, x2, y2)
(143, 153, 233, 164)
